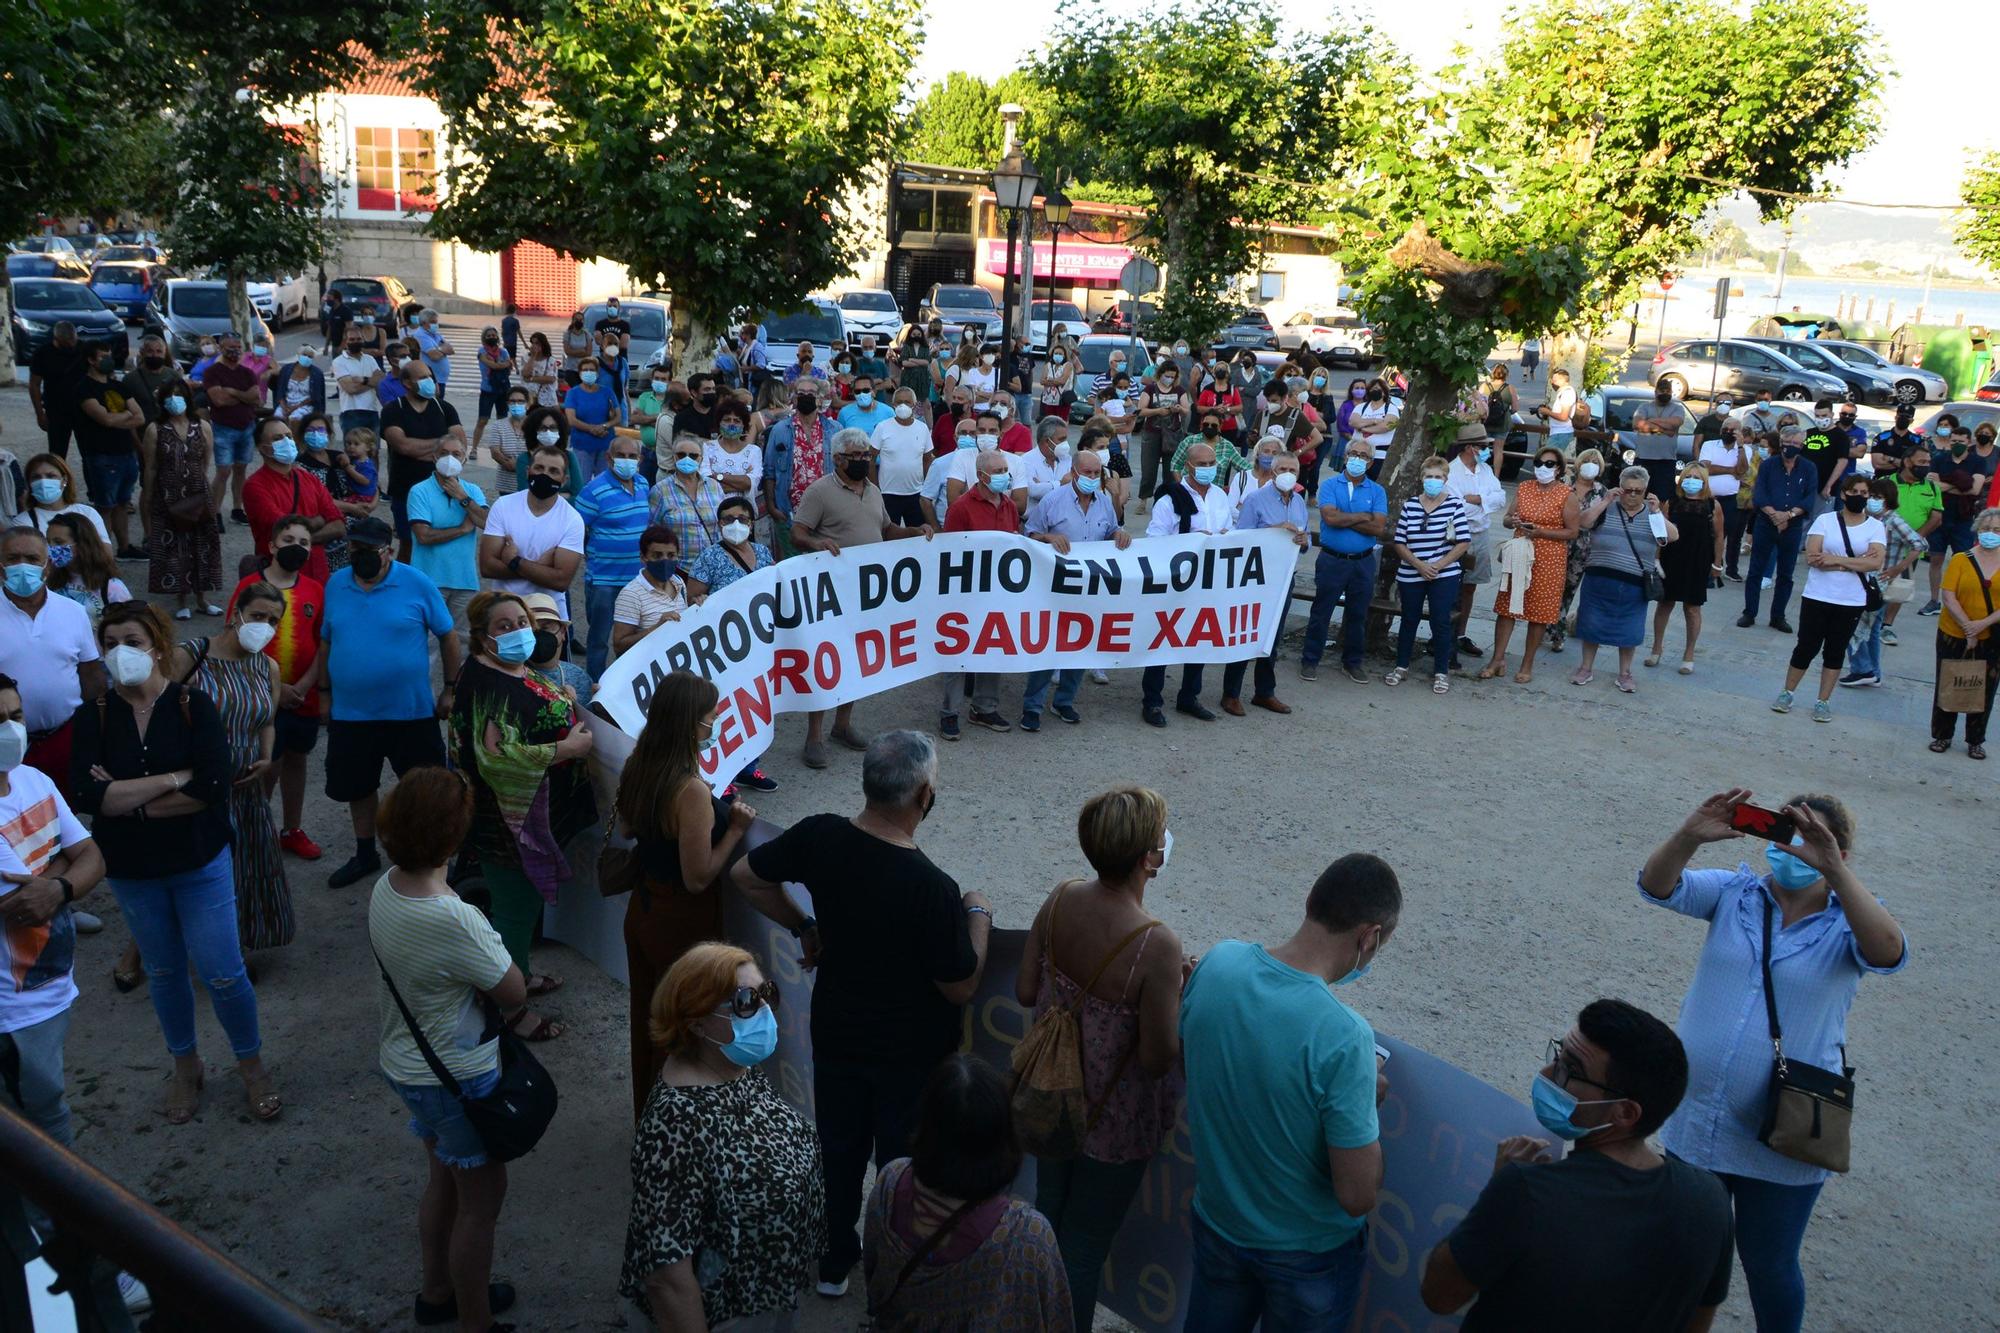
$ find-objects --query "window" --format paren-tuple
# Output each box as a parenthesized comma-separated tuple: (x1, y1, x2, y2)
(894, 188, 935, 235)
(933, 191, 972, 236)
(1258, 271, 1285, 301)
(354, 127, 436, 213)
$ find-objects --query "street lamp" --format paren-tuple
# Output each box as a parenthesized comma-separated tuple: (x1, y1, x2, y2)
(1041, 186, 1073, 354)
(992, 148, 1040, 351)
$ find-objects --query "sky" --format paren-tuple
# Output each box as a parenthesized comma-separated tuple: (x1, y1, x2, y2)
(915, 0, 1994, 214)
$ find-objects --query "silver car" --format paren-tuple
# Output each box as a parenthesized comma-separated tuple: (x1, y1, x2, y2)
(1648, 338, 1848, 404)
(144, 279, 276, 368)
(1811, 339, 1949, 406)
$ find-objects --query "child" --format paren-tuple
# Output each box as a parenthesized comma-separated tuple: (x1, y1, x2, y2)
(341, 426, 380, 503)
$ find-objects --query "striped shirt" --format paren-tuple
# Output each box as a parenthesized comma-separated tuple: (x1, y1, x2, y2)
(648, 474, 725, 562)
(368, 875, 514, 1086)
(573, 472, 653, 587)
(1392, 494, 1468, 583)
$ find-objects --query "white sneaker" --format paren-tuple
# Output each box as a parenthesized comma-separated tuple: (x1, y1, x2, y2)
(816, 1276, 849, 1298)
(70, 909, 102, 934)
(1089, 669, 1110, 685)
(119, 1272, 152, 1314)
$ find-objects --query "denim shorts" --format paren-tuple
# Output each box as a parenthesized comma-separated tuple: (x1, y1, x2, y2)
(390, 1065, 501, 1168)
(81, 452, 139, 509)
(211, 422, 257, 467)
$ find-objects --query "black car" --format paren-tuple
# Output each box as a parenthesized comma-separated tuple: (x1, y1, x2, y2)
(1739, 336, 1896, 407)
(327, 274, 414, 336)
(9, 279, 129, 365)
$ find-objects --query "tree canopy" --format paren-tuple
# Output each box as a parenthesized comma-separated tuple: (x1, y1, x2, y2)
(1957, 152, 2000, 274)
(0, 0, 141, 243)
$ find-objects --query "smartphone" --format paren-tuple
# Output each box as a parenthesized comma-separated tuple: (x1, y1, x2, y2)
(1374, 1043, 1391, 1065)
(1729, 802, 1797, 845)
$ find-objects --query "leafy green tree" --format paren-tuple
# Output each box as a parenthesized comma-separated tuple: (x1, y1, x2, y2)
(1955, 152, 2000, 274)
(414, 0, 917, 368)
(906, 72, 1004, 170)
(1033, 3, 1372, 344)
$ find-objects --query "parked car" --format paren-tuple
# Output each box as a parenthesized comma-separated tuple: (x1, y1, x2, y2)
(143, 279, 275, 368)
(1065, 334, 1159, 424)
(1737, 336, 1895, 407)
(918, 283, 1002, 345)
(89, 260, 173, 322)
(1275, 309, 1376, 364)
(755, 298, 848, 372)
(91, 243, 163, 264)
(7, 251, 92, 282)
(248, 273, 312, 328)
(1214, 305, 1276, 351)
(836, 288, 905, 342)
(1975, 374, 2000, 404)
(1922, 399, 2000, 438)
(1093, 300, 1160, 336)
(1648, 337, 1847, 404)
(8, 236, 78, 256)
(1808, 338, 1949, 406)
(9, 278, 129, 366)
(578, 297, 670, 394)
(327, 274, 415, 337)
(1027, 300, 1091, 352)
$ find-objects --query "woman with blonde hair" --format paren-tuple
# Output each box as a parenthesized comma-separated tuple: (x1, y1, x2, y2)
(1649, 462, 1727, 673)
(13, 452, 109, 543)
(620, 942, 823, 1331)
(614, 669, 757, 1114)
(1550, 445, 1610, 652)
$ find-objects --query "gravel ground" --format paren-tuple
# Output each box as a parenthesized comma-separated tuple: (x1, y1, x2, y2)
(1, 339, 1991, 1332)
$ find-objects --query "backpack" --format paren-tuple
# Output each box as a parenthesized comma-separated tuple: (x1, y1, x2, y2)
(1009, 884, 1157, 1160)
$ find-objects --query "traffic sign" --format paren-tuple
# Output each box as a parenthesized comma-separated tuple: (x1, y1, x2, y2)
(1118, 257, 1160, 296)
(1659, 273, 1676, 291)
(1711, 276, 1730, 322)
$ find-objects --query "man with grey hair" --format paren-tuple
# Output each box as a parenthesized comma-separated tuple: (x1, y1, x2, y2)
(790, 428, 933, 767)
(732, 729, 991, 1299)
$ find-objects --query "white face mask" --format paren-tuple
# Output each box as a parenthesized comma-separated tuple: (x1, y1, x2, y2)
(893, 403, 915, 422)
(1054, 442, 1072, 461)
(1534, 465, 1558, 483)
(435, 454, 465, 479)
(1274, 472, 1299, 493)
(105, 644, 155, 688)
(537, 429, 561, 447)
(1156, 828, 1173, 871)
(976, 433, 999, 450)
(1579, 462, 1601, 480)
(721, 520, 751, 544)
(0, 720, 26, 772)
(236, 621, 277, 654)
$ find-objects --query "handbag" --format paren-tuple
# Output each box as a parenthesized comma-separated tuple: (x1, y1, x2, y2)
(1835, 514, 1884, 612)
(1754, 901, 1854, 1172)
(1936, 571, 1997, 713)
(595, 804, 645, 898)
(375, 952, 559, 1162)
(1613, 505, 1666, 602)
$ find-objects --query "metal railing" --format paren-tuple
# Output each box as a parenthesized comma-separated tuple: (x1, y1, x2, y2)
(0, 1102, 322, 1331)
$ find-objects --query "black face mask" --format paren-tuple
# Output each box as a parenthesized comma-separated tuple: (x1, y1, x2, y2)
(699, 390, 717, 406)
(920, 789, 935, 821)
(795, 396, 817, 415)
(1201, 423, 1219, 438)
(843, 457, 872, 481)
(142, 355, 165, 370)
(531, 629, 560, 663)
(350, 547, 385, 580)
(1841, 494, 1868, 514)
(1367, 389, 1384, 401)
(527, 473, 561, 499)
(273, 544, 309, 573)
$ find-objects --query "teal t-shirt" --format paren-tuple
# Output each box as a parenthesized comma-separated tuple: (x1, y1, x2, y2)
(1180, 939, 1380, 1252)
(403, 476, 487, 592)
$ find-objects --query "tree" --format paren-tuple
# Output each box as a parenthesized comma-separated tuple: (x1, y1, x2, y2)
(1956, 152, 2000, 274)
(1033, 3, 1372, 344)
(414, 0, 917, 369)
(906, 72, 1004, 170)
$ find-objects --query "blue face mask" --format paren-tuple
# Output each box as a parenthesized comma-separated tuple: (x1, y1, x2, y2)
(1075, 474, 1101, 496)
(508, 403, 527, 420)
(674, 455, 700, 475)
(29, 478, 63, 505)
(579, 369, 599, 386)
(1256, 453, 1276, 471)
(613, 457, 640, 480)
(1865, 498, 1884, 516)
(1681, 476, 1703, 496)
(1345, 456, 1368, 478)
(1979, 531, 2000, 551)
(1312, 375, 1327, 389)
(855, 391, 874, 407)
(1765, 838, 1823, 891)
(1531, 1073, 1615, 1140)
(164, 395, 187, 417)
(1422, 477, 1445, 498)
(492, 626, 537, 663)
(417, 378, 437, 398)
(956, 436, 978, 451)
(987, 471, 1013, 492)
(1331, 930, 1375, 987)
(712, 1003, 778, 1066)
(1193, 464, 1219, 486)
(3, 564, 45, 598)
(643, 558, 678, 583)
(271, 440, 299, 465)
(1478, 446, 1492, 464)
(304, 429, 328, 448)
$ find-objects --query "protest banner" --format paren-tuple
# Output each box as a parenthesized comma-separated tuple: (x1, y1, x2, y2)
(593, 530, 1301, 789)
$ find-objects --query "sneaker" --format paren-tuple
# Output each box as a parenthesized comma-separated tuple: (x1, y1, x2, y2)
(735, 768, 780, 793)
(1725, 570, 1743, 582)
(1837, 671, 1881, 688)
(119, 1272, 152, 1315)
(1018, 713, 1041, 733)
(1918, 599, 1942, 616)
(969, 710, 1012, 733)
(1812, 699, 1833, 723)
(1089, 669, 1110, 685)
(70, 909, 102, 934)
(1053, 704, 1081, 724)
(817, 1276, 850, 1299)
(1771, 690, 1794, 714)
(280, 827, 324, 860)
(1342, 665, 1369, 685)
(938, 715, 961, 741)
(328, 849, 382, 888)
(1299, 663, 1319, 681)
(230, 507, 249, 524)
(1882, 625, 1899, 646)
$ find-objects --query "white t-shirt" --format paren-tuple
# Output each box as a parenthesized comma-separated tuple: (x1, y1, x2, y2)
(482, 492, 585, 599)
(1802, 512, 1886, 607)
(955, 366, 998, 399)
(702, 440, 764, 515)
(1546, 386, 1578, 437)
(368, 876, 513, 1086)
(0, 766, 91, 1034)
(1697, 441, 1746, 497)
(14, 503, 110, 545)
(0, 593, 98, 734)
(871, 419, 933, 495)
(331, 351, 382, 415)
(1353, 400, 1401, 460)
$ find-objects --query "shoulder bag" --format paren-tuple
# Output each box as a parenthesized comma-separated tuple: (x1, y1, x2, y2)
(1755, 900, 1854, 1172)
(595, 803, 645, 899)
(1613, 504, 1666, 602)
(1834, 515, 1884, 612)
(375, 952, 559, 1162)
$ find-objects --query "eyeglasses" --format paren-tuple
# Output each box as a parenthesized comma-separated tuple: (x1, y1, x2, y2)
(1546, 1037, 1626, 1097)
(1619, 487, 1648, 498)
(716, 981, 780, 1019)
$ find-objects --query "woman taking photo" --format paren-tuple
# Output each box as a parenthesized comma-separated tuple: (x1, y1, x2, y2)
(13, 453, 108, 543)
(43, 514, 130, 626)
(1639, 789, 1905, 1333)
(612, 670, 756, 1115)
(140, 381, 222, 618)
(449, 591, 598, 1042)
(1648, 463, 1725, 674)
(369, 765, 526, 1333)
(1016, 787, 1185, 1331)
(620, 943, 823, 1331)
(1573, 466, 1675, 693)
(1479, 445, 1577, 684)
(1928, 505, 2000, 758)
(70, 600, 278, 1124)
(862, 1054, 1073, 1330)
(1772, 473, 1884, 724)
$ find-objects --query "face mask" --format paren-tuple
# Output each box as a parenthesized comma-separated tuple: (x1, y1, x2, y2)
(1053, 442, 1072, 461)
(417, 378, 437, 398)
(721, 519, 752, 545)
(1979, 531, 2000, 551)
(142, 354, 166, 370)
(537, 428, 561, 447)
(612, 457, 641, 480)
(795, 396, 818, 415)
(349, 546, 385, 580)
(0, 720, 26, 772)
(578, 369, 600, 386)
(251, 345, 267, 358)
(1351, 386, 1366, 400)
(1076, 474, 1102, 496)
(236, 620, 277, 653)
(1910, 465, 1930, 480)
(492, 626, 537, 663)
(956, 435, 976, 452)
(104, 643, 154, 687)
(976, 433, 999, 450)
(843, 457, 872, 481)
(304, 429, 329, 449)
(1053, 355, 1066, 366)
(298, 353, 315, 368)
(979, 353, 995, 366)
(1531, 1073, 1615, 1140)
(1934, 426, 1951, 439)
(1865, 498, 1885, 516)
(1157, 828, 1173, 871)
(986, 471, 1012, 493)
(1534, 465, 1558, 483)
(1681, 476, 1703, 496)
(1200, 422, 1220, 439)
(29, 478, 63, 505)
(1160, 377, 1177, 390)
(274, 543, 309, 572)
(1109, 360, 1125, 372)
(649, 379, 667, 396)
(1367, 389, 1384, 402)
(47, 544, 72, 568)
(893, 403, 914, 422)
(644, 557, 679, 583)
(1345, 456, 1368, 478)
(200, 346, 218, 360)
(1174, 343, 1189, 356)
(527, 473, 561, 499)
(1333, 931, 1374, 986)
(1274, 472, 1298, 494)
(1193, 464, 1218, 486)
(500, 401, 525, 422)
(1256, 453, 1276, 471)
(1765, 839, 1823, 891)
(1841, 494, 1867, 514)
(710, 1003, 778, 1066)
(1814, 414, 1833, 428)
(1569, 461, 1593, 481)
(531, 629, 560, 662)
(1422, 477, 1446, 498)
(270, 440, 298, 465)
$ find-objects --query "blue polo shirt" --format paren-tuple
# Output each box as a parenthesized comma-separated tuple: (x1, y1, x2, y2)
(1316, 474, 1387, 554)
(1238, 480, 1309, 532)
(838, 399, 896, 435)
(573, 471, 653, 587)
(1026, 482, 1122, 542)
(403, 475, 488, 592)
(320, 562, 451, 723)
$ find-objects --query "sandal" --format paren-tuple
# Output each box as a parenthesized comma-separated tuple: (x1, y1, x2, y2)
(1679, 660, 1695, 675)
(1929, 738, 1951, 753)
(1475, 663, 1506, 681)
(512, 1011, 565, 1042)
(1382, 667, 1407, 687)
(524, 973, 564, 997)
(1615, 673, 1637, 694)
(165, 1067, 204, 1125)
(1570, 668, 1593, 686)
(1432, 674, 1450, 694)
(1643, 653, 1662, 668)
(239, 1068, 283, 1122)
(1513, 670, 1534, 684)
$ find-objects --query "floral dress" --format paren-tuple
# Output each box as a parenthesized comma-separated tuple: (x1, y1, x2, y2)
(1495, 479, 1570, 626)
(448, 658, 595, 902)
(148, 417, 222, 596)
(185, 638, 293, 951)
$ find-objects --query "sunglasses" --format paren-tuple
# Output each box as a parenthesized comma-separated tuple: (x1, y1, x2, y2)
(716, 981, 780, 1019)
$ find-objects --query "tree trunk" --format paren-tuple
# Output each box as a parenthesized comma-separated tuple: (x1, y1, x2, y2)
(670, 305, 717, 380)
(1367, 371, 1465, 642)
(0, 282, 15, 385)
(1549, 331, 1589, 391)
(226, 272, 254, 344)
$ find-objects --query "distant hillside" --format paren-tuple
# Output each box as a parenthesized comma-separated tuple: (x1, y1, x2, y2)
(1718, 199, 1984, 281)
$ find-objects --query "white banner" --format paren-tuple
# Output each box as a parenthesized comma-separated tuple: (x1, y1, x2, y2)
(596, 530, 1301, 790)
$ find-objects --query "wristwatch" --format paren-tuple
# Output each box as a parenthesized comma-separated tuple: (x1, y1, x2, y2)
(55, 876, 73, 905)
(508, 555, 523, 575)
(789, 915, 817, 939)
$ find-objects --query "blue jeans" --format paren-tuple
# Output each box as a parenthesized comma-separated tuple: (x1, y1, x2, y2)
(389, 1065, 502, 1168)
(1, 1007, 72, 1148)
(1302, 549, 1377, 669)
(1185, 1211, 1367, 1333)
(81, 452, 139, 510)
(1396, 573, 1459, 674)
(111, 848, 260, 1060)
(584, 581, 620, 681)
(1743, 516, 1805, 621)
(210, 422, 256, 468)
(1035, 1154, 1150, 1330)
(1021, 668, 1082, 718)
(1846, 604, 1884, 678)
(1715, 1170, 1824, 1333)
